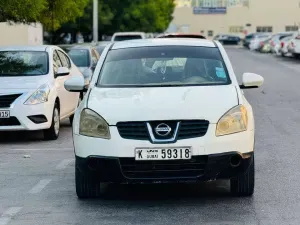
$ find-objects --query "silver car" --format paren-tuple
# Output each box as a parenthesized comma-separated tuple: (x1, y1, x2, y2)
(59, 45, 100, 83)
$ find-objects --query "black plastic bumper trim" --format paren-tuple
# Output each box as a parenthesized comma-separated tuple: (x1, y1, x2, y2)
(75, 151, 254, 184)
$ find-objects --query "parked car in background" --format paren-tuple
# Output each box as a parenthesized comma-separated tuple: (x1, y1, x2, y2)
(244, 33, 271, 49)
(260, 41, 272, 53)
(249, 33, 272, 51)
(288, 34, 300, 58)
(95, 41, 110, 55)
(59, 45, 100, 84)
(111, 32, 146, 41)
(243, 33, 257, 48)
(280, 35, 294, 57)
(257, 37, 272, 53)
(0, 45, 82, 140)
(269, 32, 295, 55)
(156, 33, 206, 39)
(214, 34, 240, 45)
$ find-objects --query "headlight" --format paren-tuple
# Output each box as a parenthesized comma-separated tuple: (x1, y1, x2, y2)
(24, 84, 50, 105)
(216, 105, 248, 136)
(79, 108, 110, 139)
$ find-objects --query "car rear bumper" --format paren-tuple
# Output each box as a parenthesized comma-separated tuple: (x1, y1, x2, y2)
(75, 151, 253, 183)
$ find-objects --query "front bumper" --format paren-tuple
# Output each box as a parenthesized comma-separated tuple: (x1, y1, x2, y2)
(76, 152, 254, 183)
(0, 94, 54, 131)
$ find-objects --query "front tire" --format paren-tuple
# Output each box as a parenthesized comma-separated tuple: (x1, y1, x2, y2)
(230, 156, 255, 197)
(43, 103, 60, 140)
(76, 167, 102, 199)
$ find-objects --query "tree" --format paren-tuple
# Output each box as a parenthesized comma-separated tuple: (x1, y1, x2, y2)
(39, 0, 89, 31)
(0, 0, 46, 23)
(0, 0, 89, 31)
(61, 0, 175, 40)
(99, 0, 175, 34)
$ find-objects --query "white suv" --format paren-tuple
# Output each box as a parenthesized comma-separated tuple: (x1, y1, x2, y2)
(65, 39, 264, 198)
(0, 46, 82, 140)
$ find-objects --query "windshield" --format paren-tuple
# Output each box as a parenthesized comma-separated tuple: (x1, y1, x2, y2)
(67, 49, 90, 67)
(98, 46, 230, 87)
(113, 35, 143, 41)
(0, 51, 48, 76)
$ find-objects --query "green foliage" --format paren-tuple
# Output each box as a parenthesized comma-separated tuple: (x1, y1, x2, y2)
(0, 0, 46, 23)
(40, 0, 89, 31)
(0, 0, 89, 31)
(98, 0, 175, 34)
(0, 0, 175, 37)
(63, 0, 175, 36)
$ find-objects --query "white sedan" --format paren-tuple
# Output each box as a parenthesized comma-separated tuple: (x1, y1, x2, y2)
(65, 39, 264, 198)
(0, 46, 82, 140)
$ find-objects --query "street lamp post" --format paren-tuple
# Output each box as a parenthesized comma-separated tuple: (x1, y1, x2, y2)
(93, 0, 98, 43)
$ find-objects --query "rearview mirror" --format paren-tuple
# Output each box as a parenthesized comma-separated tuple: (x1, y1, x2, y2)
(64, 76, 86, 92)
(56, 67, 70, 77)
(240, 73, 264, 89)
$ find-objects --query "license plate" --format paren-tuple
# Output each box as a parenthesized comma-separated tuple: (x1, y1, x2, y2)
(135, 147, 192, 161)
(0, 110, 10, 118)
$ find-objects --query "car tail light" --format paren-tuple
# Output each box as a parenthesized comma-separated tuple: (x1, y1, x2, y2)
(281, 42, 284, 48)
(260, 41, 264, 47)
(291, 42, 295, 47)
(270, 41, 275, 47)
(296, 36, 300, 40)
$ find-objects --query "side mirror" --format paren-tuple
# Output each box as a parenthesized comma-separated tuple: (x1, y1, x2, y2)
(240, 73, 264, 89)
(56, 67, 70, 77)
(64, 76, 86, 92)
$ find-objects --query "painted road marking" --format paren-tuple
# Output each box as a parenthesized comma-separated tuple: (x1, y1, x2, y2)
(56, 159, 74, 170)
(0, 207, 22, 225)
(11, 148, 73, 151)
(29, 179, 51, 194)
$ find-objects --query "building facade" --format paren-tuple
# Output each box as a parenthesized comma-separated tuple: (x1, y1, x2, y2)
(175, 0, 192, 7)
(171, 0, 300, 38)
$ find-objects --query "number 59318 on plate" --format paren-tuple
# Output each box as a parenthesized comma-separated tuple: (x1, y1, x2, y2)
(135, 147, 192, 161)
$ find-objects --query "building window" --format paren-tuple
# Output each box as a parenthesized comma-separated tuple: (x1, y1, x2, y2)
(286, 26, 298, 32)
(198, 0, 223, 7)
(256, 26, 272, 33)
(208, 30, 214, 37)
(229, 26, 244, 33)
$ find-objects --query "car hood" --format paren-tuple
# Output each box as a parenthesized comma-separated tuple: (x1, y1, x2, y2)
(87, 85, 239, 125)
(0, 75, 49, 91)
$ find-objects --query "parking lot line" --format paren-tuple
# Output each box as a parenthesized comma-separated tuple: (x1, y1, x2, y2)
(10, 148, 73, 151)
(28, 179, 51, 194)
(56, 159, 74, 170)
(0, 207, 22, 225)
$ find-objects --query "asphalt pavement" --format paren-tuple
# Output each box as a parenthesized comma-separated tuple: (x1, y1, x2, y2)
(1, 47, 300, 225)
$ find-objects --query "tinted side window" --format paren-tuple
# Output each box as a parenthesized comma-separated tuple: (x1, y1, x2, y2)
(57, 50, 71, 68)
(53, 51, 62, 74)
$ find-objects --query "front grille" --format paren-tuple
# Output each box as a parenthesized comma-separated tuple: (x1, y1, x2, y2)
(116, 120, 209, 141)
(119, 156, 207, 179)
(117, 122, 149, 140)
(178, 120, 209, 139)
(0, 117, 21, 126)
(0, 94, 22, 108)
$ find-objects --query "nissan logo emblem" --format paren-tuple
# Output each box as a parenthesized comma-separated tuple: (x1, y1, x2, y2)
(155, 123, 172, 136)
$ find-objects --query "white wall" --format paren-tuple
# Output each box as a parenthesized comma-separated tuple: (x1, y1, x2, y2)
(27, 23, 43, 45)
(0, 22, 43, 46)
